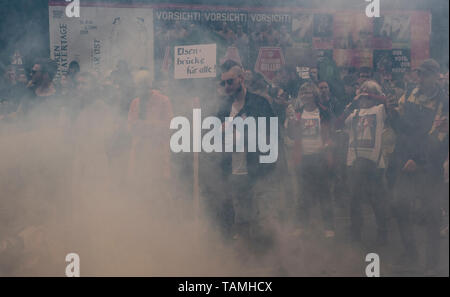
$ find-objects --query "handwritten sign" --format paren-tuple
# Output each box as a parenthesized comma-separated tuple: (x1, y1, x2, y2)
(174, 43, 216, 79)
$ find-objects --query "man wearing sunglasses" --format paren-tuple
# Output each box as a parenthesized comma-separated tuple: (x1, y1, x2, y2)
(216, 65, 284, 257)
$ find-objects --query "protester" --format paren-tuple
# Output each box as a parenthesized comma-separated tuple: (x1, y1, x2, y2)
(389, 59, 449, 274)
(341, 80, 389, 246)
(127, 69, 173, 201)
(358, 66, 373, 83)
(0, 3, 448, 277)
(308, 67, 319, 84)
(318, 80, 340, 119)
(16, 58, 58, 116)
(217, 65, 283, 254)
(67, 60, 80, 83)
(287, 82, 335, 238)
(0, 65, 29, 118)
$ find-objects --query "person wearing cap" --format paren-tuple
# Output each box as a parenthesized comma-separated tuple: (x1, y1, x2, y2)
(389, 59, 449, 274)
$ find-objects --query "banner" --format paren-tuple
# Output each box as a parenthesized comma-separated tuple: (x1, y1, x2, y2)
(49, 4, 154, 80)
(49, 2, 431, 81)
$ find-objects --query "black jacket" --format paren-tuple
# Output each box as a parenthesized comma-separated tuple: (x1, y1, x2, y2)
(217, 90, 278, 181)
(391, 86, 449, 177)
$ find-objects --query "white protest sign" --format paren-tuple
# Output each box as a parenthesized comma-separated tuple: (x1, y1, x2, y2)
(174, 43, 216, 79)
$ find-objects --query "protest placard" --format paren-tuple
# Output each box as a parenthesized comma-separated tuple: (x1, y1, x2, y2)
(174, 43, 217, 79)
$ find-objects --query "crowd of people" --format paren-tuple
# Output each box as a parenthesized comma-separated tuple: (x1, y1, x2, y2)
(0, 50, 448, 275)
(215, 58, 448, 274)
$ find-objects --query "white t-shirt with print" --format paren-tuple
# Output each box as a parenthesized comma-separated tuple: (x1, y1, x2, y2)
(229, 104, 248, 175)
(301, 108, 323, 155)
(345, 104, 386, 168)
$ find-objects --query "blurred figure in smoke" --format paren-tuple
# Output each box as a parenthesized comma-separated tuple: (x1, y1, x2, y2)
(76, 71, 95, 93)
(442, 152, 449, 239)
(217, 22, 236, 46)
(271, 66, 301, 126)
(343, 74, 359, 105)
(57, 74, 74, 97)
(389, 59, 449, 275)
(127, 69, 173, 202)
(27, 58, 57, 96)
(358, 66, 373, 83)
(233, 24, 249, 67)
(67, 61, 80, 83)
(54, 72, 88, 124)
(261, 23, 279, 46)
(318, 80, 339, 119)
(439, 71, 449, 96)
(341, 80, 389, 246)
(279, 25, 293, 48)
(308, 67, 319, 85)
(287, 82, 335, 239)
(0, 65, 29, 119)
(317, 80, 348, 210)
(403, 70, 419, 100)
(248, 72, 272, 105)
(274, 65, 301, 100)
(17, 58, 57, 115)
(110, 60, 135, 115)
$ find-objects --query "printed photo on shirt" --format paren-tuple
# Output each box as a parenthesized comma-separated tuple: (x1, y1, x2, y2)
(352, 114, 377, 149)
(301, 118, 320, 138)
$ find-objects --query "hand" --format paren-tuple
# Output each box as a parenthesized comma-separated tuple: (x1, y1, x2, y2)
(402, 159, 417, 172)
(386, 95, 398, 110)
(26, 80, 35, 88)
(353, 92, 368, 102)
(274, 95, 288, 106)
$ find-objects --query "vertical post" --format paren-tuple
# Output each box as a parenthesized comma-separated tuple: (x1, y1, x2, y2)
(192, 97, 200, 222)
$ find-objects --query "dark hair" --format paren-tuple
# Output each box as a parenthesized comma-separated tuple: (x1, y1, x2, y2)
(251, 72, 267, 84)
(392, 79, 405, 90)
(69, 60, 80, 72)
(34, 58, 58, 80)
(220, 59, 241, 73)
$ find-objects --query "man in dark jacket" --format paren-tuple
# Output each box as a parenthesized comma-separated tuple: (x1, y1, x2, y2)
(217, 65, 284, 254)
(389, 59, 449, 275)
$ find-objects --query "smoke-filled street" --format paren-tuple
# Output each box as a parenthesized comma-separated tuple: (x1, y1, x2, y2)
(0, 0, 448, 278)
